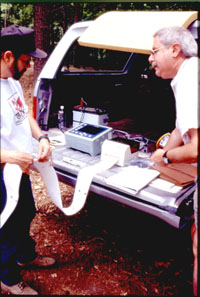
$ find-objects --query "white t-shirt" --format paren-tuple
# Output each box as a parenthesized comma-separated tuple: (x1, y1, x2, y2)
(0, 78, 33, 153)
(171, 57, 199, 144)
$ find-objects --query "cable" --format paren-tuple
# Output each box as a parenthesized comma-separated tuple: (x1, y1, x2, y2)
(113, 129, 130, 139)
(79, 106, 86, 125)
(77, 97, 88, 125)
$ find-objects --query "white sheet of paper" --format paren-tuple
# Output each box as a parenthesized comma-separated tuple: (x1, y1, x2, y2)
(33, 155, 118, 216)
(70, 155, 118, 215)
(1, 164, 22, 228)
(106, 166, 160, 194)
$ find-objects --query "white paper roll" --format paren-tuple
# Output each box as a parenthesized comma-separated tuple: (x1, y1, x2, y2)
(33, 155, 118, 216)
(1, 164, 22, 228)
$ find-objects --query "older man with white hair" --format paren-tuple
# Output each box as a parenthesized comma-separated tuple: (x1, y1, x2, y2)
(149, 26, 198, 296)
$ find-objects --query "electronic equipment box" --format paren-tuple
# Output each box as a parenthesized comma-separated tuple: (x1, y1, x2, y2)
(65, 123, 113, 156)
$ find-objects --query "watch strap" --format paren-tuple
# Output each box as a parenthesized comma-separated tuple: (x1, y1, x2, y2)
(38, 135, 50, 142)
(163, 151, 171, 164)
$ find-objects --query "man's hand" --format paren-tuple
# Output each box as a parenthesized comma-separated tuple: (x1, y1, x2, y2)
(27, 113, 53, 165)
(150, 148, 166, 166)
(37, 139, 53, 165)
(1, 149, 34, 174)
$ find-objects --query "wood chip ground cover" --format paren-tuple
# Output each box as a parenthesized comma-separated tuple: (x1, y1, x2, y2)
(2, 64, 194, 295)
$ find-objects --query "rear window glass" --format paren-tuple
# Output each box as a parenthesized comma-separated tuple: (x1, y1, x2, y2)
(60, 40, 132, 73)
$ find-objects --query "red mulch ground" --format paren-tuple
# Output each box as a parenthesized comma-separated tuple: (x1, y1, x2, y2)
(2, 64, 194, 295)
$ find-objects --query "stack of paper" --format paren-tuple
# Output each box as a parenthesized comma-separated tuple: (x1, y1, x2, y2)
(106, 166, 160, 194)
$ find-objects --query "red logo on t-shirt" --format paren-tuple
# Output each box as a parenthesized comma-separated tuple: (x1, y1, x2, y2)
(9, 94, 27, 124)
(12, 97, 24, 113)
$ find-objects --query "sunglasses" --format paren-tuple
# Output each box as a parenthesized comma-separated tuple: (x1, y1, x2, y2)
(19, 57, 33, 66)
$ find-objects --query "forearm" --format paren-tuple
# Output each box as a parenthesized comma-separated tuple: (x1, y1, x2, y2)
(165, 128, 198, 163)
(166, 142, 198, 163)
(28, 113, 52, 163)
(163, 128, 183, 150)
(1, 149, 16, 164)
(0, 149, 33, 174)
(151, 128, 198, 165)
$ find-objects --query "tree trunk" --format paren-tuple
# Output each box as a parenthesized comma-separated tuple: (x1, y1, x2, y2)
(33, 4, 51, 82)
(74, 3, 82, 23)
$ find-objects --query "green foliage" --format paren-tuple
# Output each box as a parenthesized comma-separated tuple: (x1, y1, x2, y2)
(1, 2, 198, 53)
(1, 3, 34, 29)
(1, 2, 198, 31)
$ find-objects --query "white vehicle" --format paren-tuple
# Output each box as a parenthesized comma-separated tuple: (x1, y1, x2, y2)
(33, 11, 198, 229)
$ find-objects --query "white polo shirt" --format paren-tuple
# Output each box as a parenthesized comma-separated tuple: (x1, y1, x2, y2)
(171, 57, 199, 144)
(0, 78, 33, 153)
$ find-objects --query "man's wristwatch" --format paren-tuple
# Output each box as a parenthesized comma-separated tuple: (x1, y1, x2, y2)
(162, 151, 171, 164)
(38, 134, 50, 143)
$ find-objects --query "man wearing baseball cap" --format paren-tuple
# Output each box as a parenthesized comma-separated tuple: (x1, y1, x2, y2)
(0, 25, 55, 295)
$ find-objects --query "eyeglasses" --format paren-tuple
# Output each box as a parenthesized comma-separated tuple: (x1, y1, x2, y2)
(19, 57, 32, 66)
(150, 46, 166, 55)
